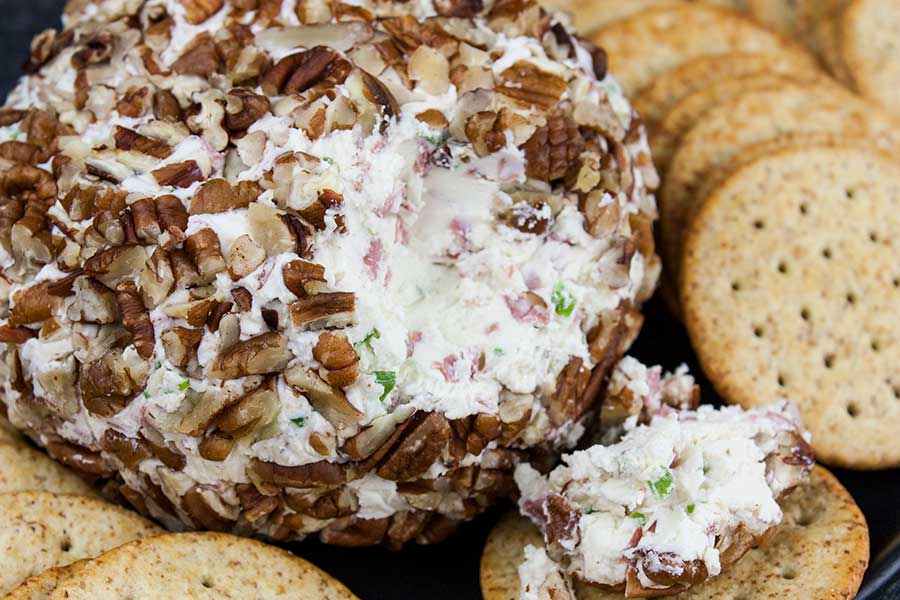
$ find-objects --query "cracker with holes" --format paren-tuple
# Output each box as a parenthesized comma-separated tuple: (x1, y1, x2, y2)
(661, 84, 900, 292)
(841, 0, 900, 117)
(588, 4, 816, 96)
(481, 466, 867, 599)
(682, 144, 900, 469)
(49, 531, 358, 599)
(0, 442, 96, 496)
(0, 491, 162, 594)
(3, 561, 87, 600)
(633, 52, 822, 129)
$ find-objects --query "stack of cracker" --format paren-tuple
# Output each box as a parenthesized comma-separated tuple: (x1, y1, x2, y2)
(0, 432, 357, 598)
(537, 0, 900, 473)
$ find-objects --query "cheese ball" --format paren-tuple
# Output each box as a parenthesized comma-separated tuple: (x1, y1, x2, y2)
(0, 0, 659, 545)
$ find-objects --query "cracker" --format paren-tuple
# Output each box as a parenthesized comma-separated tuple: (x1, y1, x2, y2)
(651, 73, 801, 173)
(0, 442, 96, 496)
(588, 4, 815, 96)
(50, 531, 359, 599)
(660, 83, 900, 291)
(748, 0, 802, 34)
(3, 561, 87, 600)
(0, 490, 162, 594)
(538, 0, 682, 35)
(841, 0, 900, 116)
(681, 144, 900, 469)
(633, 52, 821, 128)
(481, 466, 868, 599)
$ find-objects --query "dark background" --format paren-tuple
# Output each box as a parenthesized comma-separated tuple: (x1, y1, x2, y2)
(1, 1, 897, 597)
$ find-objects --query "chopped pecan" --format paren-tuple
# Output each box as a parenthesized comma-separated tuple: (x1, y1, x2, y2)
(0, 108, 24, 126)
(224, 88, 270, 131)
(498, 390, 533, 443)
(547, 356, 593, 426)
(238, 484, 279, 522)
(319, 517, 389, 547)
(216, 384, 278, 438)
(498, 61, 567, 111)
(152, 160, 204, 188)
(209, 332, 291, 379)
(69, 276, 118, 324)
(465, 111, 506, 157)
(100, 429, 152, 469)
(312, 331, 358, 387)
(161, 326, 203, 369)
(139, 247, 175, 308)
(85, 245, 148, 288)
(408, 45, 450, 95)
(342, 405, 415, 460)
(169, 248, 203, 288)
(375, 412, 450, 482)
(284, 362, 363, 430)
(0, 325, 36, 343)
(116, 281, 155, 359)
(130, 198, 161, 243)
(260, 46, 351, 97)
(0, 140, 43, 164)
(155, 194, 189, 234)
(290, 292, 355, 328)
(249, 458, 350, 488)
(182, 488, 234, 532)
(522, 110, 584, 181)
(227, 234, 266, 280)
(172, 33, 221, 77)
(79, 352, 136, 417)
(116, 87, 150, 118)
(231, 287, 253, 311)
(23, 28, 72, 74)
(282, 259, 326, 297)
(434, 0, 483, 17)
(9, 282, 53, 326)
(247, 203, 302, 256)
(184, 228, 226, 282)
(198, 431, 235, 461)
(113, 126, 173, 159)
(190, 178, 260, 214)
(381, 16, 458, 54)
(46, 439, 112, 477)
(181, 0, 224, 24)
(153, 89, 184, 122)
(450, 414, 501, 457)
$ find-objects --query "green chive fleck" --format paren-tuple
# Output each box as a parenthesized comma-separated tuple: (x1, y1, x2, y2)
(143, 391, 150, 399)
(629, 511, 648, 525)
(374, 370, 396, 402)
(355, 328, 381, 355)
(493, 347, 504, 355)
(178, 380, 190, 391)
(322, 157, 335, 165)
(424, 131, 449, 147)
(290, 416, 306, 427)
(687, 504, 695, 514)
(648, 468, 674, 498)
(551, 283, 576, 316)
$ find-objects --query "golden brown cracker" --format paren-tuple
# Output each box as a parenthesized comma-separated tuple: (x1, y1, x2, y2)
(681, 144, 900, 468)
(841, 0, 900, 115)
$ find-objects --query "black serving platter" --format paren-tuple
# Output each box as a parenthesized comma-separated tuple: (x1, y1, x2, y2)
(2, 2, 898, 597)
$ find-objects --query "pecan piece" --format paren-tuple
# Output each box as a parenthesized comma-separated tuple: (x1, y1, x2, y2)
(498, 61, 567, 110)
(190, 178, 260, 214)
(342, 405, 415, 460)
(69, 276, 118, 324)
(183, 488, 234, 532)
(434, 0, 483, 17)
(249, 458, 350, 488)
(216, 384, 278, 438)
(0, 325, 36, 343)
(152, 160, 204, 188)
(116, 281, 155, 359)
(312, 331, 359, 387)
(198, 431, 235, 461)
(0, 140, 43, 164)
(227, 234, 266, 280)
(84, 245, 148, 288)
(290, 292, 356, 328)
(284, 363, 363, 430)
(181, 0, 224, 24)
(9, 282, 53, 326)
(522, 110, 584, 182)
(139, 247, 175, 308)
(46, 440, 112, 477)
(156, 195, 189, 234)
(547, 356, 592, 426)
(282, 260, 326, 297)
(130, 197, 161, 243)
(153, 89, 184, 122)
(113, 126, 173, 159)
(319, 517, 389, 547)
(161, 326, 203, 369)
(172, 33, 221, 77)
(100, 429, 152, 469)
(376, 412, 450, 481)
(260, 46, 350, 97)
(209, 332, 291, 379)
(184, 228, 226, 282)
(224, 88, 270, 131)
(79, 352, 136, 417)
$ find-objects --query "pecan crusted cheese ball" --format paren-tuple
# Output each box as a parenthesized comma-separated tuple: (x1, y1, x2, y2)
(0, 0, 660, 545)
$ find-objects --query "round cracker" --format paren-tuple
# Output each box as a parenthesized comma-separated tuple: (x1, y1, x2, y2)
(748, 0, 803, 35)
(0, 442, 96, 496)
(660, 83, 900, 290)
(650, 73, 803, 173)
(588, 4, 815, 96)
(681, 144, 900, 469)
(0, 490, 162, 594)
(4, 561, 88, 600)
(481, 466, 868, 599)
(539, 0, 682, 35)
(633, 52, 821, 128)
(50, 531, 359, 599)
(841, 0, 900, 116)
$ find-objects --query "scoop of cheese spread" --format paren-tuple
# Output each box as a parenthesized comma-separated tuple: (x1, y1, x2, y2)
(516, 399, 813, 594)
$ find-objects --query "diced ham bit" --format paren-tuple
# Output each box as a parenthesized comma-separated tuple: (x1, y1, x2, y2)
(363, 239, 383, 280)
(413, 142, 431, 175)
(504, 293, 550, 326)
(485, 322, 499, 334)
(406, 331, 423, 357)
(433, 352, 476, 383)
(525, 273, 542, 291)
(448, 218, 472, 257)
(255, 257, 275, 290)
(497, 155, 524, 182)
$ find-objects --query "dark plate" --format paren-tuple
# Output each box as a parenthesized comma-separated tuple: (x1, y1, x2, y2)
(1, 3, 898, 597)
